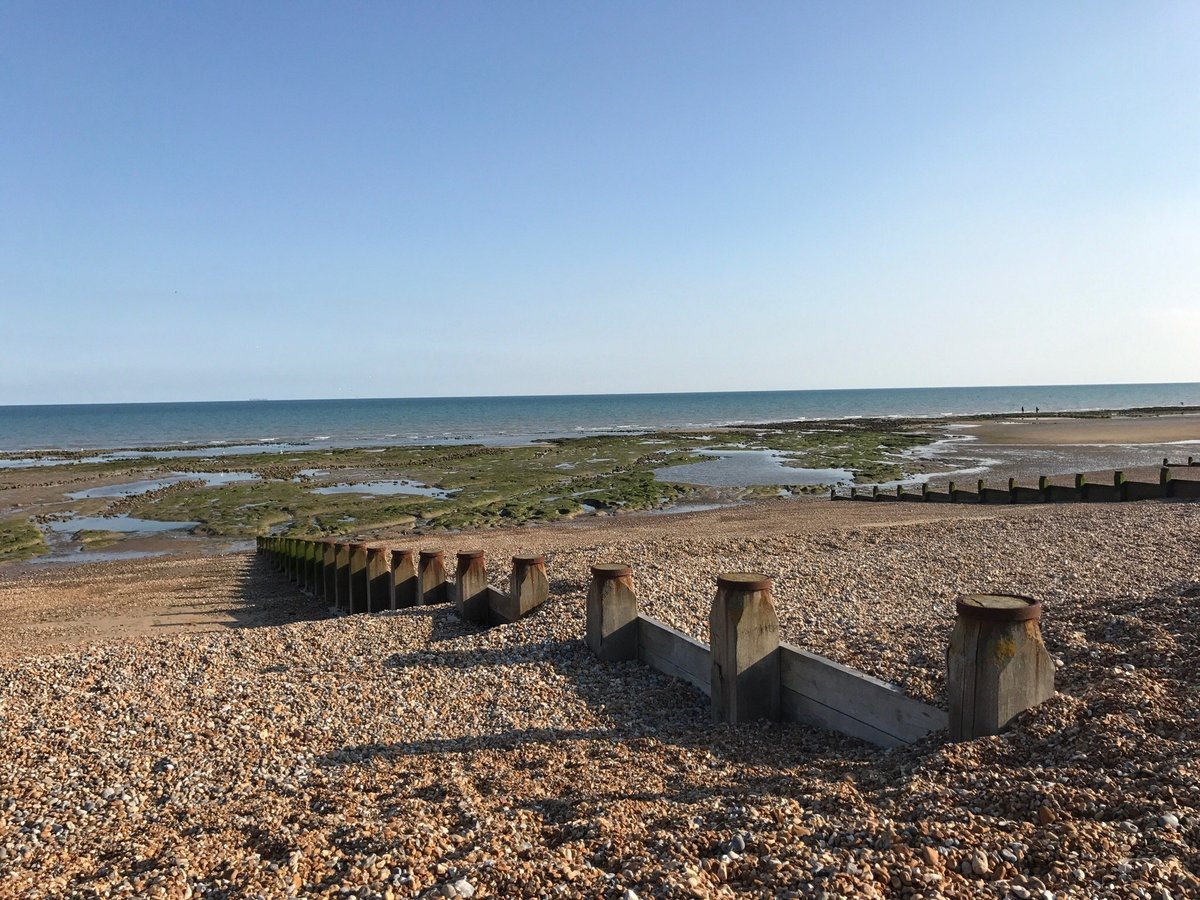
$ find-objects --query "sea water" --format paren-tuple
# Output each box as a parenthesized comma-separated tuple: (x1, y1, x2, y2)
(2, 383, 1199, 454)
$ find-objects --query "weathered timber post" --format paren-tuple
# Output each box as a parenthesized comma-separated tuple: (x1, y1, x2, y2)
(391, 549, 418, 609)
(417, 550, 448, 605)
(366, 545, 391, 612)
(454, 550, 489, 624)
(491, 554, 550, 625)
(850, 487, 857, 499)
(947, 594, 1055, 741)
(1075, 473, 1087, 500)
(1161, 466, 1173, 498)
(304, 541, 318, 593)
(322, 540, 336, 603)
(977, 478, 987, 503)
(1038, 475, 1049, 502)
(311, 541, 324, 593)
(1163, 457, 1170, 467)
(896, 485, 904, 499)
(872, 485, 880, 500)
(1008, 477, 1017, 504)
(921, 482, 929, 501)
(1114, 470, 1126, 501)
(347, 543, 369, 614)
(948, 480, 958, 502)
(334, 542, 352, 612)
(710, 573, 780, 723)
(586, 563, 639, 661)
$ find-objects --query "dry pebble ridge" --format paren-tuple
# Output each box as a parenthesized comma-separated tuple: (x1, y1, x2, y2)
(1, 501, 1199, 898)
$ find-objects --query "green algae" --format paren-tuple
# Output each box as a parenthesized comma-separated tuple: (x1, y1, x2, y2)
(0, 518, 49, 563)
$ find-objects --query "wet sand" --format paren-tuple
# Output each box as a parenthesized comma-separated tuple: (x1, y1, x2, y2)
(965, 413, 1200, 446)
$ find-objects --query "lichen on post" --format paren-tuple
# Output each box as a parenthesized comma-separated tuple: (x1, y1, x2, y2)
(947, 594, 1055, 741)
(710, 572, 780, 724)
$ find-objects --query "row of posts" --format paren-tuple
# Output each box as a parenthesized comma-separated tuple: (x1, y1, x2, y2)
(256, 536, 548, 626)
(840, 466, 1188, 503)
(585, 565, 1054, 742)
(256, 538, 1056, 743)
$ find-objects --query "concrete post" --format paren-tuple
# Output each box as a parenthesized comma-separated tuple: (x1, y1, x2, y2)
(947, 594, 1055, 741)
(709, 572, 780, 723)
(391, 549, 418, 609)
(334, 542, 352, 612)
(348, 542, 369, 614)
(454, 551, 490, 624)
(366, 545, 391, 613)
(417, 550, 448, 605)
(585, 563, 639, 661)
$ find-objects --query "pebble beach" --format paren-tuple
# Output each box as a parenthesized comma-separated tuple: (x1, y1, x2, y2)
(2, 498, 1199, 899)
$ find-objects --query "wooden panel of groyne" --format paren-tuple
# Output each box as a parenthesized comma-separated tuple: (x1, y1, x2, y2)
(835, 463, 1200, 503)
(256, 538, 1059, 748)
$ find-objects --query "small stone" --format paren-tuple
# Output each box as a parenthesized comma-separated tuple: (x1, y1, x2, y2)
(1038, 807, 1056, 825)
(729, 834, 746, 854)
(921, 846, 939, 867)
(1158, 813, 1180, 829)
(623, 891, 639, 900)
(452, 879, 474, 898)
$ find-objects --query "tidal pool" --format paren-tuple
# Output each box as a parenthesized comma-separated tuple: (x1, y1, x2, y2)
(310, 480, 454, 499)
(45, 515, 199, 534)
(655, 448, 852, 487)
(66, 471, 258, 500)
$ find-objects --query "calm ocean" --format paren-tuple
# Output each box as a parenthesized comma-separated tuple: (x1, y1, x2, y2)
(2, 384, 1199, 453)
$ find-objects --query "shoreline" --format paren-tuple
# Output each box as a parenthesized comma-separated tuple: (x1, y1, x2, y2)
(4, 404, 1200, 460)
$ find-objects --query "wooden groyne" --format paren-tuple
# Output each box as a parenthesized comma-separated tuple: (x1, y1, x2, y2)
(256, 537, 1058, 748)
(835, 465, 1200, 504)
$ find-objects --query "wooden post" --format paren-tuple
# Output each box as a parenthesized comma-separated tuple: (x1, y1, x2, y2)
(921, 482, 929, 501)
(418, 550, 448, 605)
(586, 563, 639, 661)
(710, 573, 780, 723)
(1114, 470, 1126, 501)
(366, 545, 391, 612)
(322, 540, 336, 605)
(1161, 466, 1173, 498)
(1008, 477, 1016, 504)
(454, 550, 490, 624)
(872, 485, 879, 500)
(948, 480, 957, 502)
(391, 549, 418, 609)
(334, 542, 351, 612)
(491, 554, 549, 625)
(347, 542, 370, 614)
(850, 487, 857, 499)
(947, 594, 1055, 741)
(1038, 475, 1049, 502)
(1163, 457, 1170, 467)
(977, 478, 986, 503)
(1074, 473, 1086, 500)
(308, 541, 324, 600)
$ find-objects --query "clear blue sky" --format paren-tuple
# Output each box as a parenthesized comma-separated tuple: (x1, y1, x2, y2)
(2, 2, 1197, 404)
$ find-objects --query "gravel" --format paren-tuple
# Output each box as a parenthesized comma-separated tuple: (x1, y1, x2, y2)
(1, 499, 1199, 898)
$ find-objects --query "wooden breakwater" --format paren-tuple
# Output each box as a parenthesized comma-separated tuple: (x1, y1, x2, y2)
(835, 465, 1200, 504)
(257, 537, 1057, 747)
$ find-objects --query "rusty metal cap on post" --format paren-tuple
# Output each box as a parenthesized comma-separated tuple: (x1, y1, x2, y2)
(956, 593, 1041, 623)
(591, 562, 632, 580)
(419, 549, 444, 560)
(512, 554, 545, 566)
(716, 572, 773, 592)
